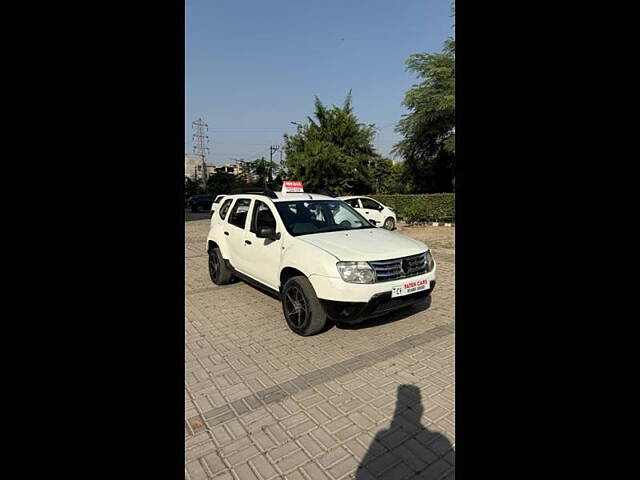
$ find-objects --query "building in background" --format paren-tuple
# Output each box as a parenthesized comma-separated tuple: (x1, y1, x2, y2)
(185, 155, 214, 180)
(186, 155, 255, 183)
(214, 162, 255, 183)
(213, 164, 241, 175)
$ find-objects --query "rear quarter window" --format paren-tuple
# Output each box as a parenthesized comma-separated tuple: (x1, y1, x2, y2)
(218, 199, 233, 220)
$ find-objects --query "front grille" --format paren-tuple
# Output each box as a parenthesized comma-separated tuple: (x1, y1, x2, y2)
(369, 252, 429, 282)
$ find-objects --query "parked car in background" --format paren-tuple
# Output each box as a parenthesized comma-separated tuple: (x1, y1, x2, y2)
(339, 196, 397, 230)
(187, 194, 215, 212)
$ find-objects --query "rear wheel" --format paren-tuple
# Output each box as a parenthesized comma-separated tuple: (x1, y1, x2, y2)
(383, 217, 395, 230)
(208, 248, 233, 285)
(281, 276, 327, 336)
(191, 205, 199, 213)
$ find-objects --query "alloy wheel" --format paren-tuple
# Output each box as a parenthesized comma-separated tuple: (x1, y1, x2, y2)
(209, 252, 219, 282)
(284, 286, 307, 328)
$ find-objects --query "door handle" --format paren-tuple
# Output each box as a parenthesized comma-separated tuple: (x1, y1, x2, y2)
(224, 231, 229, 236)
(244, 240, 252, 245)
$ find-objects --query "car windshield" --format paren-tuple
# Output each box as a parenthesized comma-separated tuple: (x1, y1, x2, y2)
(274, 200, 374, 236)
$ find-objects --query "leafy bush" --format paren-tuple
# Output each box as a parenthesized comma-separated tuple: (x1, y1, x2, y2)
(370, 194, 455, 222)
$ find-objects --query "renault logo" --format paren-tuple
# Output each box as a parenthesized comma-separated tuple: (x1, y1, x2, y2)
(401, 259, 410, 275)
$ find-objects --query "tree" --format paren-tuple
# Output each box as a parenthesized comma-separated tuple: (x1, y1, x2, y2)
(205, 172, 244, 196)
(392, 36, 455, 193)
(283, 92, 379, 195)
(386, 161, 409, 194)
(247, 157, 282, 189)
(185, 176, 204, 197)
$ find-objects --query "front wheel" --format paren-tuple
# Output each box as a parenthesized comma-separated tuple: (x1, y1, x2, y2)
(281, 276, 327, 336)
(383, 217, 395, 230)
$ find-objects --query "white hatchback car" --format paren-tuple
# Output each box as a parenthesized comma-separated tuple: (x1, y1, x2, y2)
(339, 196, 397, 230)
(207, 191, 435, 336)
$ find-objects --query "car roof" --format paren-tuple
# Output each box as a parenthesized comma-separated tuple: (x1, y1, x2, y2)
(221, 192, 336, 202)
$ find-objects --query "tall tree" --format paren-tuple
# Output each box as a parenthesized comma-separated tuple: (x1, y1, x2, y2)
(205, 171, 244, 196)
(393, 37, 455, 193)
(247, 156, 282, 189)
(283, 92, 379, 195)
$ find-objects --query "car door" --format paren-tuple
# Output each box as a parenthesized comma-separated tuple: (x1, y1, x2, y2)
(241, 200, 283, 289)
(359, 198, 385, 226)
(224, 198, 253, 271)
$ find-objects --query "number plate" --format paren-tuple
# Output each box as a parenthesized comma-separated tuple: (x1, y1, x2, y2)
(391, 279, 430, 298)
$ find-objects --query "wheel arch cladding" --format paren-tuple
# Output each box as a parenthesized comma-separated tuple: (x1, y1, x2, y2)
(280, 266, 306, 287)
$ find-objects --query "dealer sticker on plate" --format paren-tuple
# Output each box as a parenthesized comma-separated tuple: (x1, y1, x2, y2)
(391, 278, 430, 298)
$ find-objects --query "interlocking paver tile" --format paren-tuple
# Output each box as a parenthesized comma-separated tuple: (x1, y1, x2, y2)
(249, 454, 279, 480)
(328, 455, 359, 479)
(275, 449, 310, 474)
(202, 452, 228, 476)
(268, 441, 300, 462)
(420, 458, 452, 479)
(296, 433, 324, 458)
(309, 426, 339, 450)
(317, 446, 351, 469)
(185, 219, 455, 480)
(301, 461, 331, 480)
(232, 462, 260, 480)
(186, 459, 208, 480)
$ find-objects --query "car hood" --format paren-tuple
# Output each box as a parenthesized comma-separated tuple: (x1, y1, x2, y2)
(298, 228, 428, 261)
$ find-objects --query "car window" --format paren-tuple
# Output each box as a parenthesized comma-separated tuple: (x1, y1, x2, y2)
(218, 199, 233, 220)
(361, 198, 382, 210)
(250, 200, 277, 234)
(344, 198, 360, 208)
(227, 198, 252, 229)
(274, 200, 373, 236)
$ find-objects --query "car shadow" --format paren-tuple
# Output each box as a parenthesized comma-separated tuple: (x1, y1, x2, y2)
(226, 276, 432, 333)
(330, 295, 432, 331)
(356, 385, 454, 479)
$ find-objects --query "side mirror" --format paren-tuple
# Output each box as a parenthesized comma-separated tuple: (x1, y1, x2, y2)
(368, 219, 377, 225)
(257, 226, 279, 240)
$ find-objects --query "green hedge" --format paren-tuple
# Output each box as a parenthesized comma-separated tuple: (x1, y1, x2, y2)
(369, 194, 455, 223)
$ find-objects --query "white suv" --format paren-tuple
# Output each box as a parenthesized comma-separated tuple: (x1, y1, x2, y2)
(339, 196, 397, 230)
(207, 191, 436, 336)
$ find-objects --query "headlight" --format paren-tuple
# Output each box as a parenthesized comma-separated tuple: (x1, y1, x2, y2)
(426, 250, 435, 272)
(336, 261, 375, 284)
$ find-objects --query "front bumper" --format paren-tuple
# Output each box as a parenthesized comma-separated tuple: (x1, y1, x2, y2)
(309, 267, 436, 303)
(320, 280, 436, 324)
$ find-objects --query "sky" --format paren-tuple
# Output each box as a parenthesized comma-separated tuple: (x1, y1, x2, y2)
(185, 0, 453, 165)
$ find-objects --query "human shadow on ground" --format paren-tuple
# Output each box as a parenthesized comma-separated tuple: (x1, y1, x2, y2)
(355, 385, 454, 479)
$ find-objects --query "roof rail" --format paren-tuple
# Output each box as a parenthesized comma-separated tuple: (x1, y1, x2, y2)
(230, 188, 278, 199)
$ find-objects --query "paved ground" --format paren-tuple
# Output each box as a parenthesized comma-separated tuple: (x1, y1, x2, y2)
(185, 219, 455, 479)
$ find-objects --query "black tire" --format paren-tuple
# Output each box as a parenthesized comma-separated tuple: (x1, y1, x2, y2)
(383, 217, 395, 230)
(191, 205, 199, 213)
(208, 247, 233, 285)
(281, 276, 327, 336)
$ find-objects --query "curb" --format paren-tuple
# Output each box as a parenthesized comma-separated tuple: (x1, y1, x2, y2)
(399, 221, 455, 228)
